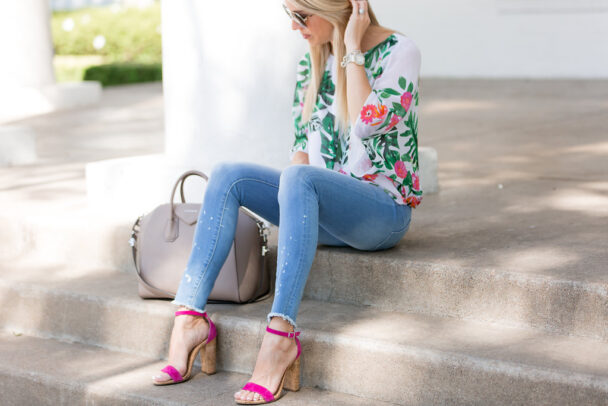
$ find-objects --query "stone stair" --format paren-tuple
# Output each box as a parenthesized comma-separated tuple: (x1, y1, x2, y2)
(1, 255, 608, 405)
(1, 179, 607, 405)
(0, 332, 388, 406)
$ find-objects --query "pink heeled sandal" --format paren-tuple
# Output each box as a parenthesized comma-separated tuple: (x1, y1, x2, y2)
(153, 310, 217, 386)
(235, 326, 301, 404)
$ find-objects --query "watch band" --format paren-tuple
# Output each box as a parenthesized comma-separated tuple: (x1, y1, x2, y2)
(341, 50, 364, 68)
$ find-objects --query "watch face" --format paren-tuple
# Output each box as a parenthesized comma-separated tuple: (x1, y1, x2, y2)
(355, 53, 365, 65)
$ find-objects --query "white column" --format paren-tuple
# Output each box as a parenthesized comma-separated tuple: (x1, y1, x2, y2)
(0, 0, 101, 124)
(161, 0, 306, 169)
(0, 1, 55, 88)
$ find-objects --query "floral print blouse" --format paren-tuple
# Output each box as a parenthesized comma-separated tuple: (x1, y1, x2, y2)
(290, 33, 422, 208)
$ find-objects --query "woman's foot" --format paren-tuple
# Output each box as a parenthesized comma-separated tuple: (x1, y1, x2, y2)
(152, 307, 210, 384)
(234, 317, 299, 403)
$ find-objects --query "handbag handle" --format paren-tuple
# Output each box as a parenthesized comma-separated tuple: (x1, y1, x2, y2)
(169, 170, 209, 219)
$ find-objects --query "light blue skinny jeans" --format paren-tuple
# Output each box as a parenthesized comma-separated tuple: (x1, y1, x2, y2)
(172, 162, 412, 328)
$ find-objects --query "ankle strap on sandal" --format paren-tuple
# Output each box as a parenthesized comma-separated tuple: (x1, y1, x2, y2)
(266, 326, 301, 359)
(266, 326, 300, 338)
(175, 310, 207, 317)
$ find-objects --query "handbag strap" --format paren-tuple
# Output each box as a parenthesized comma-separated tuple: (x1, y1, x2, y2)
(170, 170, 209, 219)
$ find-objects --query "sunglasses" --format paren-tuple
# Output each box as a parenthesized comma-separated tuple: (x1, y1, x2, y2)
(283, 4, 310, 29)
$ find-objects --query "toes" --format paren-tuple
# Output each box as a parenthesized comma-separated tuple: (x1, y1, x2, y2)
(152, 372, 170, 383)
(246, 391, 256, 402)
(234, 390, 247, 401)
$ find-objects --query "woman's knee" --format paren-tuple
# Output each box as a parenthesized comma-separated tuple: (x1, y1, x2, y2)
(278, 165, 315, 200)
(279, 164, 315, 187)
(209, 161, 250, 186)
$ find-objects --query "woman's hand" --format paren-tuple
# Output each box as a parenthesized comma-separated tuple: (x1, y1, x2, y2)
(291, 151, 310, 165)
(344, 0, 371, 52)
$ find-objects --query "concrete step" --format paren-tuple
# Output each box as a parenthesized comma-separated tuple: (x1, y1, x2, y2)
(0, 210, 134, 272)
(0, 333, 389, 406)
(306, 246, 608, 341)
(3, 206, 607, 341)
(1, 264, 607, 405)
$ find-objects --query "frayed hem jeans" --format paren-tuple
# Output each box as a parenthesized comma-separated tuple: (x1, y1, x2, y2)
(172, 162, 412, 329)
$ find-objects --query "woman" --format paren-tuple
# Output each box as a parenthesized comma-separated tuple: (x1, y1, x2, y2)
(152, 0, 422, 404)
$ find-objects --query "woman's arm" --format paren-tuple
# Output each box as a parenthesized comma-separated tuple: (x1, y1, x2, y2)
(291, 151, 310, 165)
(346, 61, 372, 126)
(344, 0, 372, 126)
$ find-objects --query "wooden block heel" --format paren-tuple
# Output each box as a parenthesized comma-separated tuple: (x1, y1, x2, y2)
(201, 337, 217, 375)
(283, 356, 300, 392)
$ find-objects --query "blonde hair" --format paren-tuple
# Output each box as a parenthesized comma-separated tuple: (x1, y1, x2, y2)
(291, 0, 379, 130)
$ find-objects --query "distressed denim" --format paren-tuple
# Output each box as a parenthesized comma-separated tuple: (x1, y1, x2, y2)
(172, 162, 411, 328)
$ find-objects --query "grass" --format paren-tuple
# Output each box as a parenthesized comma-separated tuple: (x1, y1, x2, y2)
(51, 3, 162, 85)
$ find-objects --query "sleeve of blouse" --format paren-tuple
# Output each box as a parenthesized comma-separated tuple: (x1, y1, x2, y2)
(350, 40, 421, 141)
(289, 53, 311, 159)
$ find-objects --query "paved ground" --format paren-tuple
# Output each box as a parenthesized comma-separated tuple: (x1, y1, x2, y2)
(1, 79, 607, 284)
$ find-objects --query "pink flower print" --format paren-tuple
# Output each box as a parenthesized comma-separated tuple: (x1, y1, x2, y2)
(363, 173, 379, 181)
(412, 173, 420, 190)
(394, 160, 408, 179)
(338, 169, 348, 175)
(401, 92, 413, 113)
(361, 104, 376, 124)
(387, 114, 400, 130)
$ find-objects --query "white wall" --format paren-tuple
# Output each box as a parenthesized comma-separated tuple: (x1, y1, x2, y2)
(372, 0, 608, 78)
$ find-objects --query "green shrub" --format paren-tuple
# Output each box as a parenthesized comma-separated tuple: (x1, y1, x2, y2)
(52, 4, 162, 64)
(83, 63, 162, 86)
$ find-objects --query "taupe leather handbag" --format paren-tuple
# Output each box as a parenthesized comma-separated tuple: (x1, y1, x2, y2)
(129, 170, 271, 303)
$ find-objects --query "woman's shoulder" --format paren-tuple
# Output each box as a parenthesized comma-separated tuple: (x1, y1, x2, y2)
(372, 31, 420, 59)
(364, 31, 420, 75)
(392, 33, 420, 57)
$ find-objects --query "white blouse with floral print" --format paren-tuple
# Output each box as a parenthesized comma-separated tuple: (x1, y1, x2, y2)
(290, 33, 422, 208)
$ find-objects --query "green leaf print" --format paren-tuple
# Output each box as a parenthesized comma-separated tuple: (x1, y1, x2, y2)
(319, 113, 343, 170)
(392, 102, 407, 117)
(370, 131, 400, 170)
(318, 70, 335, 107)
(398, 76, 406, 90)
(321, 114, 333, 134)
(385, 149, 400, 170)
(407, 82, 414, 93)
(383, 88, 401, 96)
(372, 66, 383, 79)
